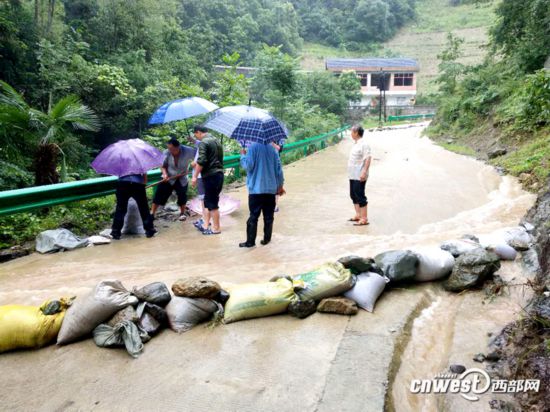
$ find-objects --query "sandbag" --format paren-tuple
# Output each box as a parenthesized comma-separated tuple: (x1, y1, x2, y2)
(136, 302, 167, 335)
(413, 248, 455, 282)
(486, 243, 518, 261)
(93, 321, 149, 358)
(0, 298, 71, 353)
(122, 198, 145, 235)
(132, 282, 171, 306)
(440, 239, 483, 257)
(35, 229, 89, 254)
(344, 272, 389, 312)
(223, 278, 297, 324)
(57, 280, 138, 344)
(374, 250, 418, 282)
(107, 306, 139, 327)
(501, 227, 532, 251)
(338, 255, 382, 275)
(165, 296, 219, 332)
(291, 262, 355, 301)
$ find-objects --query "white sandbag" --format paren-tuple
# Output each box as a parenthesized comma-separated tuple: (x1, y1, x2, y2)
(88, 235, 111, 245)
(122, 198, 145, 235)
(35, 228, 89, 253)
(57, 280, 138, 344)
(486, 243, 518, 261)
(501, 226, 532, 251)
(165, 296, 219, 333)
(413, 248, 455, 282)
(344, 272, 389, 312)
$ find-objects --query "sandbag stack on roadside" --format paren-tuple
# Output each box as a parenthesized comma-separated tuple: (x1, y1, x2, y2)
(0, 225, 535, 357)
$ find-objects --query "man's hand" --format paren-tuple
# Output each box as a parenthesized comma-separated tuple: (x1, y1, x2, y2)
(277, 186, 286, 196)
(359, 171, 367, 182)
(190, 161, 196, 168)
(191, 177, 198, 188)
(271, 142, 281, 151)
(161, 172, 169, 182)
(240, 148, 247, 155)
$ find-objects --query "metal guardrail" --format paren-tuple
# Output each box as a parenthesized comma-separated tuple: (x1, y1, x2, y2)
(387, 113, 435, 122)
(0, 126, 349, 216)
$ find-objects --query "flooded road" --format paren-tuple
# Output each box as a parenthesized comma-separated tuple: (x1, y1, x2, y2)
(0, 124, 536, 411)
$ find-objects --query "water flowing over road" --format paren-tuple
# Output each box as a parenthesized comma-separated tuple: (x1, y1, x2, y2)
(0, 124, 536, 411)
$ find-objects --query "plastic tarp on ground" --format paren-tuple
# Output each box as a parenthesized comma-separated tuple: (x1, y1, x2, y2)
(187, 194, 241, 216)
(35, 229, 89, 253)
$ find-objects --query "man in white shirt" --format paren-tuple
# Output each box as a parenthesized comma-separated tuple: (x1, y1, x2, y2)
(347, 125, 371, 226)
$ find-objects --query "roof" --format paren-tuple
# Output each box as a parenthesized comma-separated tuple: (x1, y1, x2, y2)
(325, 58, 419, 72)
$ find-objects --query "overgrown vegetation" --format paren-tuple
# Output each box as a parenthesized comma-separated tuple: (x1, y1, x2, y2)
(428, 0, 549, 187)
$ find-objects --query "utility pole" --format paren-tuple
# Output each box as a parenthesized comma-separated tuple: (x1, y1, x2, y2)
(378, 69, 383, 125)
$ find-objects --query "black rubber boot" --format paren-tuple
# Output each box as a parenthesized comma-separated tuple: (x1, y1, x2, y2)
(261, 221, 273, 245)
(239, 220, 257, 248)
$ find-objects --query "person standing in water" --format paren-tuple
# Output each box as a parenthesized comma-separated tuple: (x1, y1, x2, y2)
(111, 173, 157, 239)
(192, 125, 224, 235)
(348, 124, 371, 226)
(239, 142, 285, 247)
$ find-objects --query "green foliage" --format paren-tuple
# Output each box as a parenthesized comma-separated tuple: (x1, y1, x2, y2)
(0, 196, 115, 249)
(290, 0, 416, 49)
(436, 33, 465, 95)
(213, 53, 249, 107)
(300, 72, 349, 118)
(338, 71, 363, 103)
(490, 0, 550, 73)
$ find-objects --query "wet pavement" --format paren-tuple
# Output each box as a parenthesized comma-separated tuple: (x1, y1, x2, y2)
(0, 124, 536, 411)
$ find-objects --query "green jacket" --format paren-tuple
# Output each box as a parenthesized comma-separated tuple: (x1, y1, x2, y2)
(197, 135, 224, 177)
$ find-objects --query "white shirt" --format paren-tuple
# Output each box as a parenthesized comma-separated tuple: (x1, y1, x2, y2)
(348, 138, 371, 180)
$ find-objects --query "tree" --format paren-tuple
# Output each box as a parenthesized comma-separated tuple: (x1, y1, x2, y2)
(0, 81, 100, 185)
(436, 33, 465, 94)
(212, 52, 249, 107)
(338, 71, 363, 104)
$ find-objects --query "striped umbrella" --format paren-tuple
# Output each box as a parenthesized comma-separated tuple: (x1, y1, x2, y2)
(204, 105, 288, 147)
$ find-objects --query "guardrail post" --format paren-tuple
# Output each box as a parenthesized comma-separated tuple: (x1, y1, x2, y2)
(234, 166, 241, 179)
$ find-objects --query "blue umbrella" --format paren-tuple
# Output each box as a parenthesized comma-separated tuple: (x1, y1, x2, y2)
(204, 105, 289, 147)
(148, 97, 219, 125)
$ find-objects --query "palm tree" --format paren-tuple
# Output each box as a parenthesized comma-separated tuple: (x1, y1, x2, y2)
(0, 81, 100, 185)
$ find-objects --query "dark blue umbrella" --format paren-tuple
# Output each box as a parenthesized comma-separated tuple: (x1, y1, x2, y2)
(148, 97, 219, 125)
(204, 105, 289, 147)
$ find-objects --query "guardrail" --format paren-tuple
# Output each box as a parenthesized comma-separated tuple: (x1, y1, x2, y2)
(387, 113, 435, 123)
(0, 125, 349, 216)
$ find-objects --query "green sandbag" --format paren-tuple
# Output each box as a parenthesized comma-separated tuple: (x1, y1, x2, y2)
(292, 262, 355, 301)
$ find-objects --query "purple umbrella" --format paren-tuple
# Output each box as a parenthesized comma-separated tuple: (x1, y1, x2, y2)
(91, 138, 164, 177)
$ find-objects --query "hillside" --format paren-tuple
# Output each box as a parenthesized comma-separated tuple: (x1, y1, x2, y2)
(300, 0, 497, 96)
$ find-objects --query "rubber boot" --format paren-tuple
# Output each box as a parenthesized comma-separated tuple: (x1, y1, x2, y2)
(261, 220, 273, 245)
(239, 220, 257, 248)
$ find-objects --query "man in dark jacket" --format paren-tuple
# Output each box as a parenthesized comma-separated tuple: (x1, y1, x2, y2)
(191, 125, 224, 235)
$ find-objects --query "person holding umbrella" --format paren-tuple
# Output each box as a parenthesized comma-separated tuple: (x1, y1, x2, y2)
(192, 125, 224, 235)
(91, 138, 163, 240)
(204, 105, 289, 246)
(150, 138, 195, 221)
(239, 143, 285, 247)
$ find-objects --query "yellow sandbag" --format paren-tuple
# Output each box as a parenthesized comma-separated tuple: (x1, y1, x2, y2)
(0, 298, 71, 353)
(224, 278, 297, 324)
(292, 262, 355, 301)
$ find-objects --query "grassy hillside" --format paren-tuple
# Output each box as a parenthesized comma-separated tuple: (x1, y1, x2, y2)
(300, 0, 497, 96)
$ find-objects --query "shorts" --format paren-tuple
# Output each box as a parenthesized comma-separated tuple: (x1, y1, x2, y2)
(349, 179, 368, 207)
(153, 180, 188, 206)
(197, 178, 205, 200)
(203, 172, 224, 211)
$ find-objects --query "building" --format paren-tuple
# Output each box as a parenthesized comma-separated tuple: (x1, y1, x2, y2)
(325, 58, 419, 106)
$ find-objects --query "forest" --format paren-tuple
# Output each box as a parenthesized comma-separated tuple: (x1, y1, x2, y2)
(0, 0, 417, 191)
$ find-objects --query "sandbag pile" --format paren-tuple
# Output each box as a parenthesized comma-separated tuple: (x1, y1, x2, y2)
(2, 224, 535, 357)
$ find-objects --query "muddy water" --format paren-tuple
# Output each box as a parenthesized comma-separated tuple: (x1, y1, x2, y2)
(0, 124, 537, 411)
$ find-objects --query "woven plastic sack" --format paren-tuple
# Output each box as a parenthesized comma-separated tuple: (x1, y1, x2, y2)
(165, 296, 219, 333)
(344, 272, 389, 312)
(0, 298, 71, 353)
(57, 280, 138, 344)
(224, 278, 297, 324)
(93, 321, 149, 358)
(291, 262, 355, 301)
(413, 248, 455, 282)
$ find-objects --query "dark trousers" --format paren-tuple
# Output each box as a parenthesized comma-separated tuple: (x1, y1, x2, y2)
(112, 181, 155, 235)
(349, 179, 368, 207)
(246, 194, 276, 244)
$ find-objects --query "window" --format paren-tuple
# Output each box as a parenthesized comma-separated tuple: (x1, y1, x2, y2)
(370, 73, 391, 90)
(394, 73, 414, 86)
(357, 73, 368, 87)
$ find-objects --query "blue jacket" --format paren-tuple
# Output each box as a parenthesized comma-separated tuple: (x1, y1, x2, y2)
(240, 143, 284, 195)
